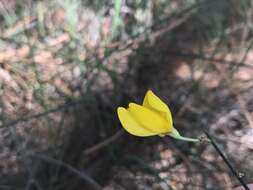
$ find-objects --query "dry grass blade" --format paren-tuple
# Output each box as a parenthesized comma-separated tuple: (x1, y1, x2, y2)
(26, 153, 103, 190)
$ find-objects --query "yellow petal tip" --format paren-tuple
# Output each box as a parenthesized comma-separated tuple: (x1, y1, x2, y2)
(117, 107, 125, 114)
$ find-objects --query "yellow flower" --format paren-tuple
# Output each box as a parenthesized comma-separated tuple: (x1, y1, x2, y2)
(117, 90, 198, 142)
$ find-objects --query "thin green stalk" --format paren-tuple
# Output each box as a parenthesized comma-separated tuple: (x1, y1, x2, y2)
(173, 136, 199, 142)
(112, 0, 122, 37)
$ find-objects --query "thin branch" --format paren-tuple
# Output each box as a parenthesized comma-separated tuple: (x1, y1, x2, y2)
(83, 129, 124, 155)
(167, 51, 253, 69)
(2, 100, 79, 129)
(204, 131, 250, 190)
(26, 153, 103, 190)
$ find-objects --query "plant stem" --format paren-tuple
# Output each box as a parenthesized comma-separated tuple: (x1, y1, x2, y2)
(204, 131, 249, 190)
(172, 135, 200, 142)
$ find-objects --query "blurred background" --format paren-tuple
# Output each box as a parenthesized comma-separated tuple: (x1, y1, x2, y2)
(0, 0, 253, 189)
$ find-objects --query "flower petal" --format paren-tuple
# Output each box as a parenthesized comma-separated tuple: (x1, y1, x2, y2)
(117, 107, 155, 136)
(143, 90, 173, 126)
(128, 103, 171, 134)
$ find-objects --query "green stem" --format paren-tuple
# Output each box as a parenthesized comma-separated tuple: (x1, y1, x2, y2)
(172, 135, 199, 142)
(169, 134, 200, 142)
(167, 127, 199, 142)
